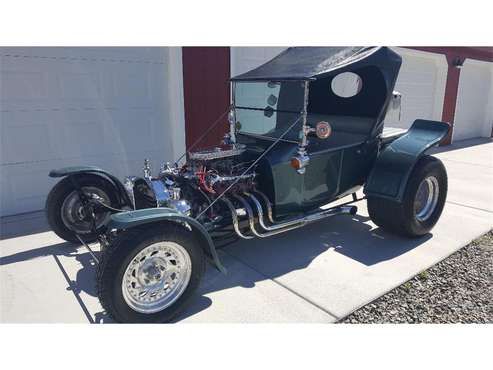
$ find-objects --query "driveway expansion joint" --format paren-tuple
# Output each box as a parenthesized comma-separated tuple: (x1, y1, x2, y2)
(438, 157, 493, 169)
(222, 249, 340, 321)
(445, 200, 493, 214)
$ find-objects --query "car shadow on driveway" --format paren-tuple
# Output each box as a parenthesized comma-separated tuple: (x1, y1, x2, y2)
(314, 214, 433, 266)
(0, 241, 102, 323)
(0, 214, 431, 323)
(176, 214, 432, 322)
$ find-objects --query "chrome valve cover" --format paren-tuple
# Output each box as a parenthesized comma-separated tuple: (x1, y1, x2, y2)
(188, 144, 246, 161)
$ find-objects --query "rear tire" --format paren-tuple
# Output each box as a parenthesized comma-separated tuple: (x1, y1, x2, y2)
(96, 223, 205, 323)
(367, 155, 447, 237)
(45, 175, 118, 243)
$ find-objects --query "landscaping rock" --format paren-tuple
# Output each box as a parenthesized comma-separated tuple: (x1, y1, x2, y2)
(340, 230, 493, 324)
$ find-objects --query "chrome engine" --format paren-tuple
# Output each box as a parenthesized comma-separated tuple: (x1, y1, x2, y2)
(123, 144, 257, 218)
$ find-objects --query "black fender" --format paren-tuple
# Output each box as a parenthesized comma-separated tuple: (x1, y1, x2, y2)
(107, 208, 226, 274)
(364, 119, 450, 202)
(49, 166, 132, 208)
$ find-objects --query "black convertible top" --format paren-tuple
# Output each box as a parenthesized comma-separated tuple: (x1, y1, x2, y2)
(231, 47, 401, 82)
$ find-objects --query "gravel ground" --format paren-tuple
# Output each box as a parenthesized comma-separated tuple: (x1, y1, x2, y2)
(341, 230, 493, 324)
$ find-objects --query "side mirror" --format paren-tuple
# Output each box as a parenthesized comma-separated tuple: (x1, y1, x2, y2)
(313, 121, 332, 139)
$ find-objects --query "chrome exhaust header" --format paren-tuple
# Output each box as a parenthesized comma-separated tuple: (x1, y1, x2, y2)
(220, 197, 254, 240)
(233, 194, 303, 238)
(228, 192, 357, 239)
(251, 190, 275, 223)
(246, 192, 356, 230)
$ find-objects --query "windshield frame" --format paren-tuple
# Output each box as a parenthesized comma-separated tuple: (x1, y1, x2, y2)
(231, 80, 308, 144)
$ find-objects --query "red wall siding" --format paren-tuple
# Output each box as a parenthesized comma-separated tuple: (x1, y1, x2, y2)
(182, 47, 230, 150)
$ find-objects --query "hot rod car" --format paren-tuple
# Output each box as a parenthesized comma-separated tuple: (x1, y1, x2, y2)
(45, 47, 449, 323)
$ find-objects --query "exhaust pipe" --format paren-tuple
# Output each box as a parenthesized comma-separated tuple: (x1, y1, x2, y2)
(220, 197, 254, 240)
(234, 193, 357, 239)
(246, 192, 356, 230)
(251, 190, 275, 223)
(233, 195, 303, 238)
(223, 191, 357, 240)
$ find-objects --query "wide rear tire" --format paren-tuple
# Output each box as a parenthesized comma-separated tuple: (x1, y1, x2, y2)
(96, 223, 205, 323)
(367, 155, 447, 237)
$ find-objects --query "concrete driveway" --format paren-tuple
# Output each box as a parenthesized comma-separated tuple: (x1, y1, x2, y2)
(1, 138, 492, 323)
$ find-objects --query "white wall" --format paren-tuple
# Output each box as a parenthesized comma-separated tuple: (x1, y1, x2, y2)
(0, 47, 185, 216)
(453, 58, 493, 141)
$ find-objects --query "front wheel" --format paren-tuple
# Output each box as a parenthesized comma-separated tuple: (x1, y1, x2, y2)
(367, 155, 447, 237)
(96, 223, 205, 323)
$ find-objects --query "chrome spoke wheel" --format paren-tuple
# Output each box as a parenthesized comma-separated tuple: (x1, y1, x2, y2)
(60, 186, 111, 234)
(414, 176, 439, 222)
(122, 242, 192, 314)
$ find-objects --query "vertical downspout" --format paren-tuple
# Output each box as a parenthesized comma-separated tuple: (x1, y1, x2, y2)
(440, 55, 463, 145)
(167, 47, 187, 159)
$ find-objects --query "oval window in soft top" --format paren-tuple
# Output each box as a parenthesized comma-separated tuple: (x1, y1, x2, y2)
(331, 72, 362, 98)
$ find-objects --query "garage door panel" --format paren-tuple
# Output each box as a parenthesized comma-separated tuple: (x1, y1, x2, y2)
(384, 48, 447, 130)
(113, 72, 150, 101)
(397, 72, 436, 85)
(453, 60, 493, 141)
(59, 72, 101, 101)
(107, 114, 156, 154)
(54, 111, 166, 160)
(0, 161, 58, 215)
(1, 108, 62, 165)
(1, 121, 55, 164)
(1, 71, 46, 100)
(1, 47, 175, 216)
(60, 120, 109, 158)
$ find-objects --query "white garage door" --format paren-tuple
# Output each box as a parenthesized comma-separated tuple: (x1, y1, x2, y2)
(384, 47, 447, 130)
(0, 47, 182, 217)
(453, 59, 493, 142)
